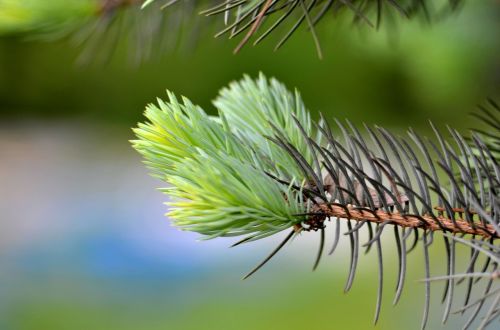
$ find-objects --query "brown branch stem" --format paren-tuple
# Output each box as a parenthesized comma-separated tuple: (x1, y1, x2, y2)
(233, 0, 273, 54)
(310, 204, 498, 239)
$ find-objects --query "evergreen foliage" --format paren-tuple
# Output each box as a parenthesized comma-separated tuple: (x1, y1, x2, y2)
(133, 74, 499, 329)
(0, 0, 468, 58)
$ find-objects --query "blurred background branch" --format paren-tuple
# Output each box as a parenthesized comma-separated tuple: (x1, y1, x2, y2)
(0, 0, 481, 61)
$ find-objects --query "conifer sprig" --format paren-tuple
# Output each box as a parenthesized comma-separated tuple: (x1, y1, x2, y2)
(145, 0, 465, 56)
(0, 1, 469, 59)
(132, 74, 499, 329)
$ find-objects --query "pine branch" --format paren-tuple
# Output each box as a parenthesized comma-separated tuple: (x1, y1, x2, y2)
(132, 74, 499, 329)
(148, 0, 467, 56)
(0, 1, 471, 60)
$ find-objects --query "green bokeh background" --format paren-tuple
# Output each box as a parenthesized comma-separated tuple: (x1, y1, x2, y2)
(0, 1, 499, 330)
